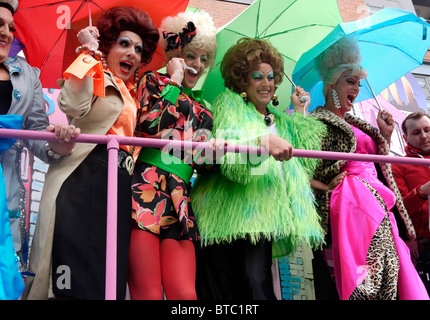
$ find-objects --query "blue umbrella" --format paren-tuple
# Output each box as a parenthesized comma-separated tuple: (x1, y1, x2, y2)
(292, 7, 430, 112)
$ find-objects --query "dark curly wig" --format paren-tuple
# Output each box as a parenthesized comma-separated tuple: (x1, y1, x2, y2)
(97, 6, 159, 65)
(220, 37, 284, 94)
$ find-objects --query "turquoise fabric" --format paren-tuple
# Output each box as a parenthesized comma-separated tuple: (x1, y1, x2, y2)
(0, 114, 25, 300)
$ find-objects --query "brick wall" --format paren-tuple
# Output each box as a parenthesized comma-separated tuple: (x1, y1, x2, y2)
(188, 0, 369, 28)
(338, 0, 368, 22)
(188, 0, 248, 28)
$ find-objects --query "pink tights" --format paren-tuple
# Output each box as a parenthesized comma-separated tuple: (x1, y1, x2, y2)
(127, 224, 197, 300)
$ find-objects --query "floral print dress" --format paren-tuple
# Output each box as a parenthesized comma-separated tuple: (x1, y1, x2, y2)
(132, 71, 213, 241)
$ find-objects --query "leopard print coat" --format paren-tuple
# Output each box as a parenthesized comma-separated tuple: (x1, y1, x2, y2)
(310, 106, 416, 241)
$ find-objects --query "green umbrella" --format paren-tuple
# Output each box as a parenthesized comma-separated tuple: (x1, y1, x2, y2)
(201, 0, 343, 111)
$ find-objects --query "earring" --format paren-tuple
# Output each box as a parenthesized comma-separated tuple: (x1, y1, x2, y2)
(332, 89, 341, 109)
(240, 91, 248, 103)
(134, 69, 140, 86)
(272, 93, 279, 106)
(100, 55, 108, 70)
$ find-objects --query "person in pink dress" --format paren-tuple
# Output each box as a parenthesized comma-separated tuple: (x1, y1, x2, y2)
(310, 37, 429, 300)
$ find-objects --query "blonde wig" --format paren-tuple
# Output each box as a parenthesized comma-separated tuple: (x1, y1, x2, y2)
(159, 10, 217, 68)
(315, 36, 368, 98)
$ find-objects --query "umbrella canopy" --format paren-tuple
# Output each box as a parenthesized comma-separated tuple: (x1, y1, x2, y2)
(355, 95, 407, 156)
(201, 0, 343, 110)
(292, 7, 430, 112)
(13, 0, 190, 89)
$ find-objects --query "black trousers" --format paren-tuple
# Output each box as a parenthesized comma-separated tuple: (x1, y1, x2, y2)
(52, 144, 132, 300)
(311, 249, 339, 300)
(196, 237, 277, 300)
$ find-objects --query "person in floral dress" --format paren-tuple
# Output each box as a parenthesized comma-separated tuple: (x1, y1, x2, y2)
(128, 11, 218, 300)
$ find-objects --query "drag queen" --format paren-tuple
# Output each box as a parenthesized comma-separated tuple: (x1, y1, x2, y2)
(191, 38, 326, 300)
(128, 11, 218, 300)
(310, 37, 429, 300)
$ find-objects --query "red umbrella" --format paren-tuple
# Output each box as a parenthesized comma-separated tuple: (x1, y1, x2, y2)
(14, 0, 190, 89)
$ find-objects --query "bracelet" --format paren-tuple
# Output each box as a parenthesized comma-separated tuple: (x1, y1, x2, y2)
(75, 45, 103, 61)
(167, 79, 183, 91)
(44, 142, 64, 160)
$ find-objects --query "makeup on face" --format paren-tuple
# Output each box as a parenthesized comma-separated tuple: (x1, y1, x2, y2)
(117, 36, 144, 55)
(245, 63, 276, 111)
(343, 75, 362, 88)
(181, 48, 208, 89)
(0, 17, 14, 32)
(106, 31, 143, 83)
(333, 72, 362, 109)
(0, 7, 14, 64)
(251, 70, 275, 82)
(344, 76, 360, 107)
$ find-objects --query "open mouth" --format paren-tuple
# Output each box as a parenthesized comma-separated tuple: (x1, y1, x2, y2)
(186, 70, 198, 79)
(257, 90, 270, 97)
(119, 61, 133, 74)
(347, 94, 356, 105)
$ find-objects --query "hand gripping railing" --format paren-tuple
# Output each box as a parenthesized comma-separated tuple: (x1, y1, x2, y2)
(1, 128, 430, 300)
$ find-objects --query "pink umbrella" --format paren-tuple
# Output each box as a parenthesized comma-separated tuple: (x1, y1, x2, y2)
(355, 94, 407, 155)
(355, 95, 406, 130)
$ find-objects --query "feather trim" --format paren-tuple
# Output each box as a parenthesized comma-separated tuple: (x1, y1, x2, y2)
(191, 89, 325, 256)
(212, 89, 271, 184)
(278, 109, 327, 178)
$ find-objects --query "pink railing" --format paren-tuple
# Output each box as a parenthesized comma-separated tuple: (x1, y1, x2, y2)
(1, 128, 430, 300)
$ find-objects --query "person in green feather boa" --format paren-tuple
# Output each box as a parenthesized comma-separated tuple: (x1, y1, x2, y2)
(191, 37, 327, 300)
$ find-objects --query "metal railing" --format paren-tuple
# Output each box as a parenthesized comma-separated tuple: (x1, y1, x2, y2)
(1, 128, 430, 300)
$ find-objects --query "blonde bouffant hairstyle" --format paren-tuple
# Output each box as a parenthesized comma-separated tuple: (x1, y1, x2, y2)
(316, 36, 368, 99)
(159, 10, 217, 68)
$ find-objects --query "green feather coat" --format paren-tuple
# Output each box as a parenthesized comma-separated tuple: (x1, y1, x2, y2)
(191, 89, 327, 257)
